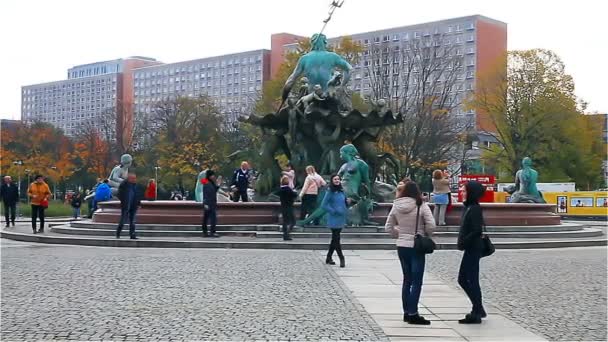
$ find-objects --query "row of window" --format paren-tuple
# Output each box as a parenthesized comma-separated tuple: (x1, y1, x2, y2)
(23, 79, 116, 95)
(134, 58, 263, 79)
(358, 23, 475, 46)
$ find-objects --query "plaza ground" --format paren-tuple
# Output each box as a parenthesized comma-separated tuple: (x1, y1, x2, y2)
(1, 239, 606, 341)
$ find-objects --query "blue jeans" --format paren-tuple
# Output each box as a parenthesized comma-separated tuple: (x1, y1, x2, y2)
(72, 207, 80, 218)
(116, 208, 137, 238)
(458, 249, 483, 314)
(397, 247, 426, 315)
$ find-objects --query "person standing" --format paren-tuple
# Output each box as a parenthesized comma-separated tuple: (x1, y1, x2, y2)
(70, 192, 82, 219)
(278, 176, 297, 241)
(321, 174, 347, 268)
(282, 163, 296, 189)
(116, 173, 142, 239)
(299, 165, 326, 223)
(385, 181, 435, 325)
(144, 179, 156, 201)
(431, 169, 450, 226)
(457, 180, 487, 324)
(202, 170, 220, 238)
(1, 176, 19, 228)
(27, 175, 51, 234)
(231, 161, 251, 202)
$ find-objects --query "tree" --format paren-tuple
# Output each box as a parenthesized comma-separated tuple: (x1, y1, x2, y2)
(471, 49, 604, 188)
(366, 35, 472, 180)
(149, 96, 229, 192)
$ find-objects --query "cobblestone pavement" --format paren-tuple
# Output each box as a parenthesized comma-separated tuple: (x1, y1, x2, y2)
(426, 247, 608, 342)
(1, 245, 386, 341)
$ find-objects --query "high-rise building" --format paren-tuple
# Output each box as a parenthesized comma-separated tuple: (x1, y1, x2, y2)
(132, 49, 270, 127)
(21, 57, 160, 148)
(21, 15, 505, 140)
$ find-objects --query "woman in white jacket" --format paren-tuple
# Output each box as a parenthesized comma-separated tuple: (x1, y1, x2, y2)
(385, 181, 435, 325)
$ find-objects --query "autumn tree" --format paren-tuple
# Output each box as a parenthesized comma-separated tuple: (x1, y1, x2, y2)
(148, 96, 229, 192)
(471, 49, 604, 188)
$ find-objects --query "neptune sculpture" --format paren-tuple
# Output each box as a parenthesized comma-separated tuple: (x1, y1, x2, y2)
(507, 157, 546, 203)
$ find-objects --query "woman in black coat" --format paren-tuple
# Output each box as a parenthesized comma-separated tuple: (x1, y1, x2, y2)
(457, 180, 487, 324)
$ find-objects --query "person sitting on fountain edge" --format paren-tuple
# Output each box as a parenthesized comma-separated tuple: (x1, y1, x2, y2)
(231, 161, 251, 202)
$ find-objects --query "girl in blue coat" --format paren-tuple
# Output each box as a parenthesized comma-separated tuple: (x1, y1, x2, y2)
(321, 174, 348, 267)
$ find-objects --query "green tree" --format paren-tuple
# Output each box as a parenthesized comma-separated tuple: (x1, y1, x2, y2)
(472, 49, 603, 188)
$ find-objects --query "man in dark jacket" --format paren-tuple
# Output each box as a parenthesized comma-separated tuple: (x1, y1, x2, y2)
(1, 176, 19, 227)
(116, 173, 142, 239)
(230, 161, 250, 202)
(202, 170, 220, 238)
(278, 176, 298, 241)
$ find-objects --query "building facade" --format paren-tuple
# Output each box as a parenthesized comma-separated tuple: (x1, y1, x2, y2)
(132, 50, 270, 127)
(21, 57, 160, 146)
(21, 15, 505, 140)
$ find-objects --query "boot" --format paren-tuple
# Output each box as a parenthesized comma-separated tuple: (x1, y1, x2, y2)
(209, 229, 220, 238)
(473, 306, 487, 318)
(407, 314, 431, 325)
(339, 257, 345, 268)
(325, 256, 336, 265)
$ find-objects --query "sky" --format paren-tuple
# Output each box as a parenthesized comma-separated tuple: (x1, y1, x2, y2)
(1, 0, 607, 119)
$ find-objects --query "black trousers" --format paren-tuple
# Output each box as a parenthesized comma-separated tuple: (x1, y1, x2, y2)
(202, 207, 217, 234)
(458, 249, 484, 314)
(3, 202, 16, 225)
(282, 207, 295, 238)
(116, 208, 137, 238)
(327, 228, 344, 259)
(300, 194, 318, 220)
(31, 205, 45, 231)
(233, 189, 249, 202)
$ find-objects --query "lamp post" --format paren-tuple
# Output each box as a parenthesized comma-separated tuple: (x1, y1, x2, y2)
(24, 169, 31, 204)
(154, 166, 161, 200)
(50, 166, 58, 200)
(12, 160, 23, 201)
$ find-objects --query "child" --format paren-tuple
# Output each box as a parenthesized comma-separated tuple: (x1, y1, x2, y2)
(71, 192, 82, 219)
(278, 176, 298, 241)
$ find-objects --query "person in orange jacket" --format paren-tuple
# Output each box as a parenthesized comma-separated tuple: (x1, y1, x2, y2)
(27, 175, 51, 234)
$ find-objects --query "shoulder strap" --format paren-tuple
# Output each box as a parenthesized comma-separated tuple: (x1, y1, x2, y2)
(415, 204, 421, 234)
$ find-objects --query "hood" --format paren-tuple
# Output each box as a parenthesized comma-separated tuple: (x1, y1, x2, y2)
(392, 197, 419, 214)
(464, 180, 486, 206)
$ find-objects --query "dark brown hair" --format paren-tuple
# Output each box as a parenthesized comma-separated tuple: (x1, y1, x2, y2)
(432, 170, 444, 180)
(396, 180, 423, 206)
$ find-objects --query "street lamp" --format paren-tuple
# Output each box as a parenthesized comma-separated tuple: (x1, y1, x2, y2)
(50, 166, 58, 200)
(12, 160, 23, 200)
(24, 169, 31, 204)
(154, 166, 161, 200)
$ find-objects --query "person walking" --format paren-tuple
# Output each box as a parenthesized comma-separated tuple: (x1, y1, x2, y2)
(202, 170, 220, 238)
(1, 176, 19, 227)
(27, 175, 51, 234)
(385, 180, 435, 325)
(431, 169, 450, 226)
(282, 163, 296, 189)
(278, 176, 297, 241)
(70, 192, 82, 219)
(321, 174, 347, 268)
(457, 180, 487, 324)
(116, 173, 142, 239)
(144, 179, 156, 201)
(299, 165, 326, 223)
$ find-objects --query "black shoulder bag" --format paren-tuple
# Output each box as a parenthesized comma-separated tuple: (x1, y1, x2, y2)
(414, 205, 436, 254)
(481, 220, 495, 258)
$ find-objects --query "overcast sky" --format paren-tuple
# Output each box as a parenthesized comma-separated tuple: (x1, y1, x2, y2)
(1, 0, 606, 119)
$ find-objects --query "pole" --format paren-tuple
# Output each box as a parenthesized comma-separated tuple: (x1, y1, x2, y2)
(155, 167, 159, 200)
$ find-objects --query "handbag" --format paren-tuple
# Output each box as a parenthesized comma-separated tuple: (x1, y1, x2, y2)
(40, 198, 49, 209)
(413, 204, 436, 254)
(481, 222, 495, 258)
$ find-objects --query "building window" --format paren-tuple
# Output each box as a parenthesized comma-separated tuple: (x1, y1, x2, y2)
(392, 34, 399, 41)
